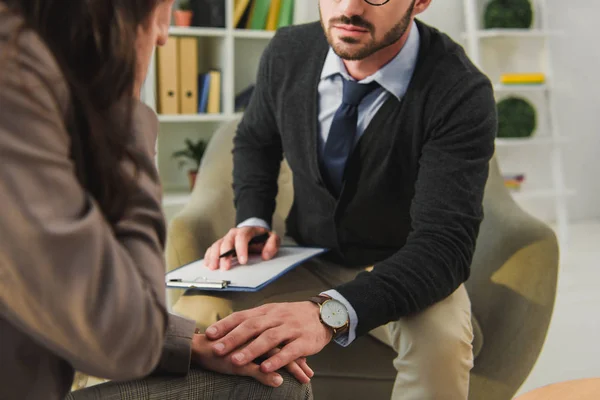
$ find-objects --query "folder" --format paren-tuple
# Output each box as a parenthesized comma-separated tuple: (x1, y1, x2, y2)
(156, 36, 179, 114)
(277, 0, 294, 28)
(265, 0, 282, 31)
(198, 73, 211, 113)
(500, 73, 546, 85)
(206, 69, 221, 114)
(234, 0, 252, 27)
(178, 37, 199, 114)
(247, 0, 271, 30)
(165, 247, 327, 291)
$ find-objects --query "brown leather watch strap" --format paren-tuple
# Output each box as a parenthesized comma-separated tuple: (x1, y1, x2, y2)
(308, 294, 349, 339)
(308, 294, 331, 305)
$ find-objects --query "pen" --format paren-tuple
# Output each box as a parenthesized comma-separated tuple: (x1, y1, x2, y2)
(168, 279, 230, 289)
(219, 232, 270, 258)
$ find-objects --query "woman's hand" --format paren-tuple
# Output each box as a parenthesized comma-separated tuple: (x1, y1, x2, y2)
(191, 334, 313, 388)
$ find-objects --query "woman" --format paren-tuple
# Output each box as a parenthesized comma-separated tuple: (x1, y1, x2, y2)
(0, 1, 312, 399)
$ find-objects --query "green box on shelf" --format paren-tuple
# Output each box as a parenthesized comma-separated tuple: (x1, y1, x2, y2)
(484, 0, 534, 29)
(496, 97, 537, 138)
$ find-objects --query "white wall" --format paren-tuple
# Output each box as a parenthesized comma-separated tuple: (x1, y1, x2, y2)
(419, 0, 465, 42)
(545, 0, 600, 222)
(421, 0, 599, 223)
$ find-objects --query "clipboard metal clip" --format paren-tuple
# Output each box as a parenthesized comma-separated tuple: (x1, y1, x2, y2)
(168, 279, 231, 290)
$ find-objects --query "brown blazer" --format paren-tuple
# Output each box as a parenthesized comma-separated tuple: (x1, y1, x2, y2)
(0, 4, 195, 400)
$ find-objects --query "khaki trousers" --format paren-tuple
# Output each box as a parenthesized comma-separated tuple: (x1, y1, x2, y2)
(173, 247, 474, 400)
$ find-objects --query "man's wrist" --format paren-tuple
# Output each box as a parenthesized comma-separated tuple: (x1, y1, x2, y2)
(306, 298, 334, 342)
(307, 295, 347, 342)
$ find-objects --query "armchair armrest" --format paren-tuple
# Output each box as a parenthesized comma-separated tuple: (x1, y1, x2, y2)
(165, 186, 236, 308)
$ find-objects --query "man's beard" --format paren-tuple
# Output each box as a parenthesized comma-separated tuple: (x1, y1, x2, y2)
(320, 0, 416, 61)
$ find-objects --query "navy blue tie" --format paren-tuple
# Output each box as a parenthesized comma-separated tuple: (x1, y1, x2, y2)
(322, 78, 379, 196)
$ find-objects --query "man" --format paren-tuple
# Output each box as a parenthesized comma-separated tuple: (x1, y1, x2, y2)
(196, 0, 496, 398)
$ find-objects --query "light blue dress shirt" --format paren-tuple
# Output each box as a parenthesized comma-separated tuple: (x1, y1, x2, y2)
(238, 21, 420, 346)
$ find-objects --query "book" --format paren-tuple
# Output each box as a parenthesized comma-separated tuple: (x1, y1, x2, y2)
(265, 0, 282, 31)
(501, 73, 546, 85)
(277, 0, 294, 28)
(233, 0, 252, 27)
(198, 73, 211, 113)
(156, 37, 180, 114)
(237, 0, 254, 28)
(503, 173, 525, 190)
(206, 70, 222, 114)
(247, 0, 271, 30)
(165, 247, 327, 292)
(178, 37, 199, 114)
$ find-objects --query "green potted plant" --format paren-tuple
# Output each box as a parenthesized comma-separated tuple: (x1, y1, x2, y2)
(174, 0, 194, 27)
(172, 138, 207, 190)
(496, 96, 537, 138)
(484, 0, 534, 29)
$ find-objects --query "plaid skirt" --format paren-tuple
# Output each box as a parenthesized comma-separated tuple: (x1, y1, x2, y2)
(65, 367, 313, 400)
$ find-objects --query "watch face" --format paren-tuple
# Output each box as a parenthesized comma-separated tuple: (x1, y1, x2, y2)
(321, 300, 349, 329)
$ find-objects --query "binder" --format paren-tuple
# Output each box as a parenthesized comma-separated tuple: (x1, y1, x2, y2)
(234, 0, 252, 27)
(165, 247, 327, 292)
(206, 69, 221, 114)
(500, 73, 546, 85)
(198, 73, 211, 113)
(247, 0, 271, 30)
(178, 37, 199, 114)
(237, 0, 254, 28)
(277, 0, 294, 28)
(156, 36, 179, 114)
(265, 0, 282, 31)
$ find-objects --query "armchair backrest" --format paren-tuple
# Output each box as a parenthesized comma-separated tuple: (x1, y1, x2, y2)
(190, 118, 294, 236)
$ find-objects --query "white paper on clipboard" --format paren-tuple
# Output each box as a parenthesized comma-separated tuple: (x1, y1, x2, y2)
(165, 246, 328, 292)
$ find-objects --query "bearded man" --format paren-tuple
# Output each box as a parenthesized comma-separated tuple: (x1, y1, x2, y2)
(191, 1, 497, 398)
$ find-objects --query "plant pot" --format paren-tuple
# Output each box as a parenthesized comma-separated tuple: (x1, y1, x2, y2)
(484, 0, 533, 29)
(174, 10, 193, 27)
(188, 169, 198, 190)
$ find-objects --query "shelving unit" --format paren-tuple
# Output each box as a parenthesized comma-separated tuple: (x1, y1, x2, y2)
(462, 0, 572, 246)
(141, 0, 317, 219)
(495, 136, 569, 147)
(493, 83, 549, 93)
(462, 28, 555, 39)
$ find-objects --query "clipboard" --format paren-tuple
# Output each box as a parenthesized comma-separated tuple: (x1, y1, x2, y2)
(165, 246, 328, 292)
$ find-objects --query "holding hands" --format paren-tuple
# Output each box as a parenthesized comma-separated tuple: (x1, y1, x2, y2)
(198, 227, 335, 387)
(191, 333, 314, 387)
(205, 302, 333, 377)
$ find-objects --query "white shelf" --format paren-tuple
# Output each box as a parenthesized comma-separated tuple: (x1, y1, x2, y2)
(462, 29, 554, 39)
(158, 114, 234, 123)
(462, 0, 571, 246)
(233, 29, 275, 39)
(512, 189, 575, 201)
(494, 84, 549, 93)
(168, 27, 226, 37)
(495, 136, 569, 147)
(163, 191, 192, 207)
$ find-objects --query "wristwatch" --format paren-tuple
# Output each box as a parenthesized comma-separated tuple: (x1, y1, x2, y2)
(308, 294, 350, 340)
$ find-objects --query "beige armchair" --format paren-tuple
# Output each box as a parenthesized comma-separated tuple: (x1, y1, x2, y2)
(166, 118, 559, 400)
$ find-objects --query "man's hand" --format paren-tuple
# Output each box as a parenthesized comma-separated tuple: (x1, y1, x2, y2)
(203, 226, 280, 270)
(205, 302, 333, 374)
(191, 334, 313, 387)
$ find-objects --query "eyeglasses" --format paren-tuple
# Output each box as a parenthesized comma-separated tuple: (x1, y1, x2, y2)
(364, 0, 390, 5)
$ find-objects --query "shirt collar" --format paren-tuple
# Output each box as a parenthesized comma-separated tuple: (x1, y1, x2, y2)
(320, 20, 421, 102)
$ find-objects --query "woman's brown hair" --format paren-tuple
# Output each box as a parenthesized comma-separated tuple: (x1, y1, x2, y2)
(2, 0, 162, 224)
